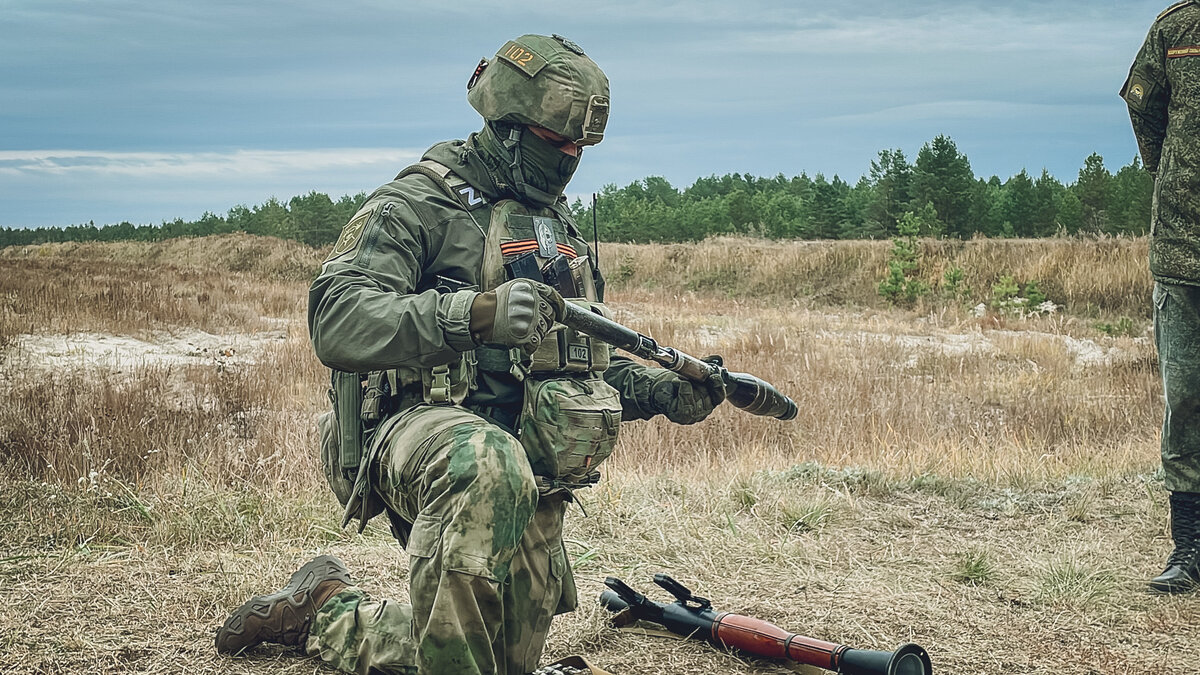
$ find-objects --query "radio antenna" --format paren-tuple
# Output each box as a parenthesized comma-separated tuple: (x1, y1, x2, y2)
(592, 192, 599, 269)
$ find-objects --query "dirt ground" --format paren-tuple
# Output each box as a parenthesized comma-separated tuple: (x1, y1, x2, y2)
(1, 467, 1196, 675)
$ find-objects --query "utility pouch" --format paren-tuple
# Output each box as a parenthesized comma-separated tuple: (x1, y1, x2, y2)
(332, 370, 365, 481)
(519, 375, 621, 487)
(525, 300, 612, 374)
(361, 370, 397, 424)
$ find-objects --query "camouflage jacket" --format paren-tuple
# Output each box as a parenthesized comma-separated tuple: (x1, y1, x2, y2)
(308, 135, 663, 422)
(1122, 0, 1200, 285)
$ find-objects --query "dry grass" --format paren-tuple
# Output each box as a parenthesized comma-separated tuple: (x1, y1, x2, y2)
(599, 235, 1151, 319)
(0, 235, 1186, 675)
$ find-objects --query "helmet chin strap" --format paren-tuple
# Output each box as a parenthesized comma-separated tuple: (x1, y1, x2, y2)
(499, 123, 528, 191)
(491, 121, 562, 207)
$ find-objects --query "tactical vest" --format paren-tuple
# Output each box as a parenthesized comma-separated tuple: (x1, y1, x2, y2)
(391, 159, 612, 396)
(326, 159, 620, 512)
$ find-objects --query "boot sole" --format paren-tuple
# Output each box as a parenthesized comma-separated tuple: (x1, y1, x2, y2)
(1148, 579, 1199, 594)
(215, 554, 352, 655)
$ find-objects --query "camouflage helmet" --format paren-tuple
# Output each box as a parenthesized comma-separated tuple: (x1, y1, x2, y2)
(467, 34, 610, 146)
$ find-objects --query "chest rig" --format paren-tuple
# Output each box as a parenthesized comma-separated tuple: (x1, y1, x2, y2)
(326, 160, 621, 530)
(476, 199, 611, 378)
(357, 158, 613, 418)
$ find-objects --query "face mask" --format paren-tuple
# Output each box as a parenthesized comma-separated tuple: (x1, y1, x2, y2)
(479, 122, 581, 207)
(516, 127, 580, 199)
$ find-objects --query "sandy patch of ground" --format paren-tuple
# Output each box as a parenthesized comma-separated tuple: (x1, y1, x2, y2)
(4, 320, 292, 372)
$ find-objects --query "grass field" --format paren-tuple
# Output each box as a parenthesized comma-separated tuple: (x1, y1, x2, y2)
(0, 234, 1194, 674)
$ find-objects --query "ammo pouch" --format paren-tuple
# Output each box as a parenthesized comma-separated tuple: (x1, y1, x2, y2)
(518, 374, 621, 489)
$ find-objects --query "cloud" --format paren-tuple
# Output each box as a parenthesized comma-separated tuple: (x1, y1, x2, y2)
(0, 148, 422, 178)
(0, 148, 424, 228)
(0, 0, 1159, 228)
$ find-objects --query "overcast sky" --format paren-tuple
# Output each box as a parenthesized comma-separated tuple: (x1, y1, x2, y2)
(0, 0, 1165, 228)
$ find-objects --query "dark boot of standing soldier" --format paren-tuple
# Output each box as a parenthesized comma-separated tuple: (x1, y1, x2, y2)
(1150, 491, 1200, 594)
(215, 554, 352, 654)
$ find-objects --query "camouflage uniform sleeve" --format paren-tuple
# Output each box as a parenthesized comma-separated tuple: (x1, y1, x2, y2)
(307, 189, 477, 373)
(1122, 20, 1171, 173)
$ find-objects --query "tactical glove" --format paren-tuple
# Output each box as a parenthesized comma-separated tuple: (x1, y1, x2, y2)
(470, 278, 565, 355)
(648, 364, 727, 425)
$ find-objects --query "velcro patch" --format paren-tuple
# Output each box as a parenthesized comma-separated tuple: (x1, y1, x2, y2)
(328, 208, 372, 260)
(1122, 72, 1155, 111)
(1169, 46, 1200, 58)
(497, 40, 547, 78)
(453, 183, 487, 210)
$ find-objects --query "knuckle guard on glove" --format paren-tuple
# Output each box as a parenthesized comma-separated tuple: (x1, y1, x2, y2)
(470, 279, 565, 353)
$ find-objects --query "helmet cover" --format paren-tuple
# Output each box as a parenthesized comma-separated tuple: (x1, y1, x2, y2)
(468, 34, 609, 146)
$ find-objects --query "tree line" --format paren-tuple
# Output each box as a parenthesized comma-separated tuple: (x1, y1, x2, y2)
(0, 135, 1152, 249)
(0, 191, 367, 249)
(576, 136, 1152, 243)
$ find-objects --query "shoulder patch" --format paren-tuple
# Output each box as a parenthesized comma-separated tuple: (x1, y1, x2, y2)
(396, 160, 488, 211)
(451, 182, 488, 211)
(1159, 0, 1195, 21)
(327, 206, 374, 261)
(1122, 70, 1158, 112)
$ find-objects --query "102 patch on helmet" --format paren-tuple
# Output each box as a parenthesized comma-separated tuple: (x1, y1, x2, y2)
(497, 40, 548, 77)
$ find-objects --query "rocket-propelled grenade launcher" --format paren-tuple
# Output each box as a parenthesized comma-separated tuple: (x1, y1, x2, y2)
(559, 303, 798, 421)
(600, 574, 932, 675)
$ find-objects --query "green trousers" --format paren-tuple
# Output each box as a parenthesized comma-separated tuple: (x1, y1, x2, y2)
(1155, 281, 1200, 493)
(306, 405, 575, 675)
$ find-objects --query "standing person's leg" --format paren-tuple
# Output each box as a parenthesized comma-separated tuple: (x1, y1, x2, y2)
(1151, 281, 1200, 593)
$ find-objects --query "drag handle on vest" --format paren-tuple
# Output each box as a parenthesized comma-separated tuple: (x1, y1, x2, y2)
(600, 575, 932, 675)
(559, 303, 798, 420)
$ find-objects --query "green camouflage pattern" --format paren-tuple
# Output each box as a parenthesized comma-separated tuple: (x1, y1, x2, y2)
(1154, 282, 1200, 492)
(307, 104, 690, 674)
(1122, 1, 1200, 284)
(468, 34, 610, 145)
(304, 403, 570, 675)
(306, 588, 418, 675)
(519, 376, 621, 483)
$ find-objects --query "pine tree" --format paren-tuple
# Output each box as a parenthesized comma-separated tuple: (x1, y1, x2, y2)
(910, 135, 976, 238)
(1075, 153, 1112, 233)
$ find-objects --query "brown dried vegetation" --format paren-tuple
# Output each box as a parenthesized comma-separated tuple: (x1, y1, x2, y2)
(0, 235, 1193, 674)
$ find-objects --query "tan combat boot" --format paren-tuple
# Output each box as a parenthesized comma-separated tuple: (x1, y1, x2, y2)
(215, 554, 352, 654)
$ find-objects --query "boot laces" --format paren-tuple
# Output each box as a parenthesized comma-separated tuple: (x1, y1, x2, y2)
(1167, 492, 1200, 569)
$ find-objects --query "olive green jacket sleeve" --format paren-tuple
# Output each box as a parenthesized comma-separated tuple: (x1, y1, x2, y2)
(1122, 14, 1172, 172)
(603, 355, 669, 421)
(308, 178, 481, 373)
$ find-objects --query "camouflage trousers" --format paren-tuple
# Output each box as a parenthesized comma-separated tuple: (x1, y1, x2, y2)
(1155, 281, 1200, 493)
(306, 404, 576, 675)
